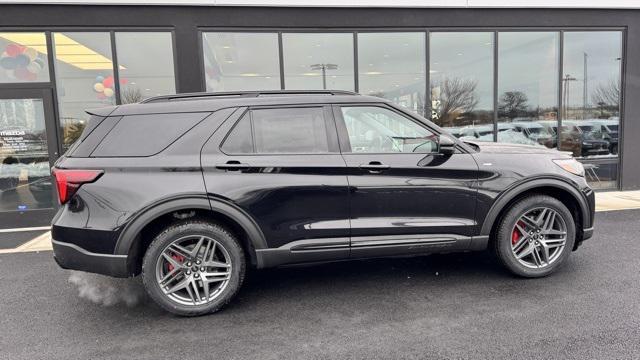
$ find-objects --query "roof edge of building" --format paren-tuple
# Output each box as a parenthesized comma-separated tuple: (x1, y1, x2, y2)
(2, 1, 640, 10)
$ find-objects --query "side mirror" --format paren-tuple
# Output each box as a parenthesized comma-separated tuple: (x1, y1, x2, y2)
(439, 135, 456, 155)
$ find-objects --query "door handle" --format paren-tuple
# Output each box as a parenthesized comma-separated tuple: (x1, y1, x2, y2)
(215, 160, 250, 171)
(359, 161, 390, 172)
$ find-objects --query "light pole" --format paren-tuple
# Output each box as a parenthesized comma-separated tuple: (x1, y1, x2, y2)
(563, 74, 577, 119)
(310, 63, 338, 90)
(583, 52, 588, 119)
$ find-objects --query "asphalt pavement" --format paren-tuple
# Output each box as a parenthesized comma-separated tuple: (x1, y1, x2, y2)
(0, 210, 639, 360)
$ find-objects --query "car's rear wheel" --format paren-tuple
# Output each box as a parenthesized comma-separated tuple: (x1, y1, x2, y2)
(142, 220, 245, 316)
(494, 195, 576, 277)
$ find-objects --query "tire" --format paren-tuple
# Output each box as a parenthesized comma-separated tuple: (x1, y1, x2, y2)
(493, 195, 576, 278)
(142, 220, 246, 316)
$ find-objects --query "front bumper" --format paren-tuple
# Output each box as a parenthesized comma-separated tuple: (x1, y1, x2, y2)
(582, 226, 594, 240)
(583, 147, 610, 156)
(576, 186, 596, 246)
(52, 239, 130, 278)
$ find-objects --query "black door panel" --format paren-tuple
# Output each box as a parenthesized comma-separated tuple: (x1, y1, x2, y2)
(343, 153, 479, 238)
(203, 155, 350, 248)
(333, 104, 479, 243)
(201, 105, 350, 250)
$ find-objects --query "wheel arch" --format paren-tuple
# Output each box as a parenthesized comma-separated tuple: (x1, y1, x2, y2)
(480, 177, 591, 248)
(115, 195, 267, 276)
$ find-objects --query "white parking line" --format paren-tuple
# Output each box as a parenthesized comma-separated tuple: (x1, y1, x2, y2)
(0, 231, 52, 254)
(0, 226, 51, 233)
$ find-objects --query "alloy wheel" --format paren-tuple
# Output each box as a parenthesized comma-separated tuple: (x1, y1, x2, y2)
(510, 207, 568, 269)
(155, 235, 232, 306)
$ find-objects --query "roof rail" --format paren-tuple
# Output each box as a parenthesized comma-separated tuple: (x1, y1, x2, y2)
(140, 90, 358, 103)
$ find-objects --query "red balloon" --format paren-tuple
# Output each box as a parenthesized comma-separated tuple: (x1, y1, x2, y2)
(96, 93, 107, 100)
(6, 44, 26, 57)
(119, 78, 128, 85)
(102, 75, 114, 88)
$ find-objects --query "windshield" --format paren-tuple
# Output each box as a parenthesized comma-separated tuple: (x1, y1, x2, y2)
(526, 127, 551, 136)
(578, 125, 603, 140)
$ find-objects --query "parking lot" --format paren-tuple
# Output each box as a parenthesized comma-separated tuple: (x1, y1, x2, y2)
(0, 209, 639, 359)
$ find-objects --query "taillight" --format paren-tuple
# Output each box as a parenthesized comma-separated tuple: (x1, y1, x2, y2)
(51, 168, 103, 204)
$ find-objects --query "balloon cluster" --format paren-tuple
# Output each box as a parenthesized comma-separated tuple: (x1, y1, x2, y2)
(93, 75, 127, 100)
(0, 44, 45, 81)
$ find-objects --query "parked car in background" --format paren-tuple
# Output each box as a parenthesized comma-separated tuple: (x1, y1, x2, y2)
(538, 120, 581, 157)
(51, 90, 595, 316)
(538, 120, 610, 158)
(458, 124, 495, 139)
(458, 123, 540, 146)
(563, 121, 611, 157)
(588, 119, 619, 154)
(510, 122, 555, 148)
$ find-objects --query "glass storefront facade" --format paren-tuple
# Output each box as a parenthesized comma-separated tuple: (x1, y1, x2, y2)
(0, 30, 177, 227)
(430, 32, 494, 139)
(282, 33, 354, 91)
(0, 15, 629, 228)
(199, 29, 622, 190)
(202, 32, 281, 92)
(52, 31, 176, 151)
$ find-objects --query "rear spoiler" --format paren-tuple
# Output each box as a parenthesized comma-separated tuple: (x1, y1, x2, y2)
(85, 106, 118, 117)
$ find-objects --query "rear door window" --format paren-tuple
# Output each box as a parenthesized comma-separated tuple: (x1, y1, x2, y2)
(221, 107, 332, 154)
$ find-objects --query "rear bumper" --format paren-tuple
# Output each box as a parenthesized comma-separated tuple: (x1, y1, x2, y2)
(52, 239, 130, 278)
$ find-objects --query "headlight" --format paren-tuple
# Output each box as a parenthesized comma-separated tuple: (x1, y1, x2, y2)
(553, 158, 585, 177)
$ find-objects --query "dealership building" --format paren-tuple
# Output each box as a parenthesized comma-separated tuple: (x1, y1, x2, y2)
(0, 0, 638, 230)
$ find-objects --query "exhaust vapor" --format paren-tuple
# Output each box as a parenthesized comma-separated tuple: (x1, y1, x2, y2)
(68, 271, 145, 307)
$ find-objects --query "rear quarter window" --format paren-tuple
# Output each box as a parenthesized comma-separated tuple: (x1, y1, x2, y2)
(91, 112, 210, 157)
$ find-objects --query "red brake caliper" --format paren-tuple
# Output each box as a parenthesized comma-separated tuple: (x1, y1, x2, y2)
(512, 221, 525, 245)
(167, 254, 185, 272)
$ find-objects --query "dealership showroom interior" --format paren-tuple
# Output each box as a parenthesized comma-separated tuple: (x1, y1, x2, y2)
(1, 1, 640, 359)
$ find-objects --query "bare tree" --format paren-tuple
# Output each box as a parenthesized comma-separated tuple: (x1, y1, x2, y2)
(498, 91, 529, 120)
(431, 77, 478, 127)
(121, 87, 144, 104)
(591, 78, 620, 108)
(63, 120, 86, 146)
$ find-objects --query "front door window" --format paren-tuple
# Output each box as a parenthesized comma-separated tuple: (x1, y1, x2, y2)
(340, 106, 438, 153)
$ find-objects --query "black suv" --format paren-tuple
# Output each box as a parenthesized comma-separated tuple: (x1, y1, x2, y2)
(51, 90, 595, 316)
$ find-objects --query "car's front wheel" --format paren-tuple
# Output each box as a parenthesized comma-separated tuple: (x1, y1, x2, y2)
(494, 195, 576, 277)
(142, 220, 246, 316)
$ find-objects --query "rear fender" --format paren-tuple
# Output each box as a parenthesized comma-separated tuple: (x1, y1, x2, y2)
(114, 194, 267, 274)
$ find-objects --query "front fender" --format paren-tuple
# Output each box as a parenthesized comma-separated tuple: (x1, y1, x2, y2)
(479, 176, 593, 237)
